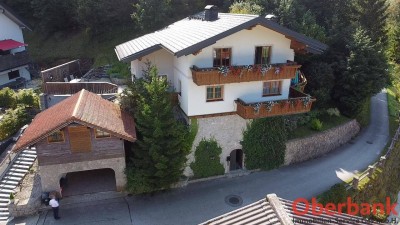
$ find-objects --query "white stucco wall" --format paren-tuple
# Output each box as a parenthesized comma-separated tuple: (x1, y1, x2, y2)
(130, 48, 175, 87)
(129, 24, 295, 117)
(0, 13, 26, 53)
(0, 66, 30, 85)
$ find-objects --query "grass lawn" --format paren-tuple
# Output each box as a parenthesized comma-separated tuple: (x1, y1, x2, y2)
(288, 113, 352, 139)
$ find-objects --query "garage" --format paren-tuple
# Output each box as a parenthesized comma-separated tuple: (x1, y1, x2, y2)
(61, 168, 117, 197)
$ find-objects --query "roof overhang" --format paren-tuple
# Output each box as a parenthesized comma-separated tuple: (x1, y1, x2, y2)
(0, 3, 32, 31)
(116, 15, 329, 63)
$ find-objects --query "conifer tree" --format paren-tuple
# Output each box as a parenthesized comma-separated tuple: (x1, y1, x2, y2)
(333, 28, 388, 116)
(123, 65, 190, 194)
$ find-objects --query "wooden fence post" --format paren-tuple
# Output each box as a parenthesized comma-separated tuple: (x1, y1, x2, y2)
(352, 177, 359, 189)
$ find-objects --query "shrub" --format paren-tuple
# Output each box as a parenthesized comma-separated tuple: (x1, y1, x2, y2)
(242, 117, 287, 170)
(318, 183, 348, 206)
(107, 61, 131, 79)
(16, 89, 40, 108)
(0, 88, 16, 108)
(0, 106, 30, 140)
(9, 193, 14, 200)
(190, 138, 225, 179)
(310, 118, 323, 131)
(326, 108, 341, 117)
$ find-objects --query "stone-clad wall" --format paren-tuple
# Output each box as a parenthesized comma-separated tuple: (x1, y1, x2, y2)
(184, 115, 249, 176)
(284, 119, 360, 165)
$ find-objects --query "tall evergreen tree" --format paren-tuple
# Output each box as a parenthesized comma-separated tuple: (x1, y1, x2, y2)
(333, 28, 389, 116)
(131, 0, 171, 31)
(353, 0, 389, 44)
(123, 65, 190, 194)
(386, 0, 400, 64)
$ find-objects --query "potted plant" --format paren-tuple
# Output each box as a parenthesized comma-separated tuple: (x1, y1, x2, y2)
(9, 193, 14, 203)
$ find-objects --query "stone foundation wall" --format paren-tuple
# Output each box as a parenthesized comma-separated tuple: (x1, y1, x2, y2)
(39, 157, 126, 193)
(9, 166, 42, 218)
(184, 115, 249, 176)
(284, 119, 360, 165)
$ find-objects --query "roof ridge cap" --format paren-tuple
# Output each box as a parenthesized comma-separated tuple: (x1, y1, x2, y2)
(72, 90, 85, 118)
(266, 194, 294, 225)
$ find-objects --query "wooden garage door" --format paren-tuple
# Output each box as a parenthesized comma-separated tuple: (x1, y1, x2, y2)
(68, 126, 92, 153)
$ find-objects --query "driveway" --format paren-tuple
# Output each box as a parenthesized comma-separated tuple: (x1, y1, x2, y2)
(8, 92, 389, 225)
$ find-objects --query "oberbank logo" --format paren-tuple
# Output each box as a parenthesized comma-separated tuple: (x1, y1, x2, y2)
(291, 197, 398, 224)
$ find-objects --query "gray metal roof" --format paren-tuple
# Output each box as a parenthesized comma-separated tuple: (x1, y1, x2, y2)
(200, 194, 382, 225)
(0, 2, 32, 31)
(115, 13, 328, 62)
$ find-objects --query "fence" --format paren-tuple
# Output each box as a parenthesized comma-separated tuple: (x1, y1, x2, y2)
(347, 119, 400, 190)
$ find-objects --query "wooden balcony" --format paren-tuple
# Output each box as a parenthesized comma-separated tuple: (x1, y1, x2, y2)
(0, 51, 31, 72)
(236, 88, 316, 119)
(191, 63, 301, 86)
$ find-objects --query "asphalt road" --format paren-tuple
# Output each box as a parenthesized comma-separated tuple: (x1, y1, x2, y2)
(126, 91, 389, 225)
(10, 91, 389, 225)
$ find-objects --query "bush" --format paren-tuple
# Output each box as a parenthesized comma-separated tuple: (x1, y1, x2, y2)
(318, 183, 348, 205)
(107, 61, 131, 79)
(0, 88, 16, 108)
(190, 139, 225, 179)
(16, 89, 40, 108)
(0, 106, 30, 140)
(242, 117, 287, 170)
(310, 118, 323, 131)
(326, 108, 341, 117)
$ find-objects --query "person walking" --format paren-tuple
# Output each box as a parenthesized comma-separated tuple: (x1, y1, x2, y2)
(49, 195, 60, 220)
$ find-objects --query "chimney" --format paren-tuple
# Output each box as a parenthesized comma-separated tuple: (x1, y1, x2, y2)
(204, 5, 218, 21)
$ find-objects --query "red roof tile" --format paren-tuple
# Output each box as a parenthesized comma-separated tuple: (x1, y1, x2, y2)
(13, 90, 136, 152)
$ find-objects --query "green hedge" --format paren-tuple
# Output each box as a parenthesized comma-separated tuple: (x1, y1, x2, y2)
(0, 106, 30, 140)
(242, 117, 287, 170)
(190, 138, 225, 178)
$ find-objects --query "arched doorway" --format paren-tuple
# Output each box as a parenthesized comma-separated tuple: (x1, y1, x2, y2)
(60, 168, 116, 197)
(229, 149, 243, 171)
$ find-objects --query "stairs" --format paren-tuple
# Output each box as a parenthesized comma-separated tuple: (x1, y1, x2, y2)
(0, 149, 37, 221)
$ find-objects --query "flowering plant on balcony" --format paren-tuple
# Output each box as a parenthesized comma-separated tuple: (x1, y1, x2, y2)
(302, 96, 312, 107)
(230, 66, 244, 77)
(218, 66, 230, 77)
(260, 64, 272, 76)
(275, 67, 281, 75)
(264, 101, 277, 112)
(252, 103, 262, 114)
(243, 65, 254, 71)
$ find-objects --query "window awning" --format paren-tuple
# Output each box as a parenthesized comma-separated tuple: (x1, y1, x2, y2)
(0, 39, 27, 51)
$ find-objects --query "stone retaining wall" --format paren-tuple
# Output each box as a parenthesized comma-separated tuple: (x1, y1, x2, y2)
(284, 119, 360, 165)
(8, 172, 42, 218)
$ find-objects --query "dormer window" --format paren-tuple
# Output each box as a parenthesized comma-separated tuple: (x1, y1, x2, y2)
(255, 46, 271, 64)
(213, 48, 231, 67)
(48, 131, 64, 143)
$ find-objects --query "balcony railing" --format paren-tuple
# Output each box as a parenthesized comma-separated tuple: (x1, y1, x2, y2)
(236, 88, 316, 119)
(43, 82, 118, 95)
(0, 51, 31, 72)
(191, 63, 301, 86)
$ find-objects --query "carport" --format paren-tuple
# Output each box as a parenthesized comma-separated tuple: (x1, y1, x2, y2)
(61, 168, 116, 197)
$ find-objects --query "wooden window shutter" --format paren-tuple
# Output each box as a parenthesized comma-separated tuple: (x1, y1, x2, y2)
(68, 126, 92, 153)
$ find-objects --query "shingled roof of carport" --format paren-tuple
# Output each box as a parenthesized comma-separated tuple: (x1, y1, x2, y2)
(115, 12, 328, 62)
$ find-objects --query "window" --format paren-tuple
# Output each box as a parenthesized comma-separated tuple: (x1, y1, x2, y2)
(69, 126, 92, 153)
(8, 70, 20, 80)
(48, 131, 64, 143)
(255, 46, 271, 64)
(206, 85, 223, 101)
(263, 81, 281, 96)
(95, 129, 111, 138)
(213, 48, 231, 67)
